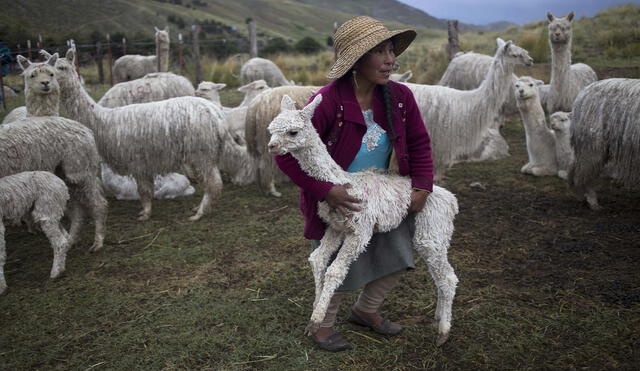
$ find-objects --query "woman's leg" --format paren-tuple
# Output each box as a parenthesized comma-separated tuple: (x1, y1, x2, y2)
(313, 291, 349, 340)
(353, 270, 404, 324)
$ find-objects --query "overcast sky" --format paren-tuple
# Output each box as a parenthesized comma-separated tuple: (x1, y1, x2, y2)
(396, 0, 640, 25)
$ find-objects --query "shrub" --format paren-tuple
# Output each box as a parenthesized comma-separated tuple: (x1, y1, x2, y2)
(294, 36, 324, 54)
(261, 37, 292, 56)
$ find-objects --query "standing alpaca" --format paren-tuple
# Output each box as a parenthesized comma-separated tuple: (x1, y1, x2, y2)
(514, 76, 558, 176)
(549, 111, 573, 180)
(268, 95, 459, 346)
(55, 49, 225, 221)
(98, 72, 194, 108)
(245, 85, 319, 197)
(568, 78, 640, 210)
(240, 57, 294, 87)
(7, 54, 107, 251)
(112, 27, 170, 83)
(0, 171, 71, 295)
(544, 11, 597, 113)
(404, 38, 533, 179)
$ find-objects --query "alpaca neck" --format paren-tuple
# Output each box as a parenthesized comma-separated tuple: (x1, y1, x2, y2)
(291, 137, 350, 185)
(25, 90, 59, 116)
(550, 38, 572, 88)
(157, 42, 170, 72)
(517, 95, 545, 128)
(60, 74, 109, 133)
(477, 50, 514, 115)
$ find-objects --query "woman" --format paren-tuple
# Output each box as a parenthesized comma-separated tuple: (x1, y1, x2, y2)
(275, 16, 434, 352)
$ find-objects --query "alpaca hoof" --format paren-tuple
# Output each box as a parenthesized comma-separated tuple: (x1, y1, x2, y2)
(305, 321, 321, 336)
(188, 214, 202, 222)
(431, 319, 440, 329)
(587, 203, 603, 211)
(88, 242, 103, 253)
(50, 271, 66, 280)
(192, 205, 199, 213)
(436, 332, 450, 347)
(138, 214, 150, 221)
(269, 191, 282, 198)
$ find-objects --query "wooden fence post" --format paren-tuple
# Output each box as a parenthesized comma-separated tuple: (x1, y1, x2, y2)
(96, 41, 104, 84)
(192, 25, 202, 84)
(37, 34, 42, 60)
(446, 20, 460, 60)
(107, 33, 113, 86)
(247, 18, 257, 58)
(178, 33, 184, 75)
(0, 59, 5, 110)
(27, 40, 32, 60)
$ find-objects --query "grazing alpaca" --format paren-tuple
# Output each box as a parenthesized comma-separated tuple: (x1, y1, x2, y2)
(268, 94, 459, 346)
(544, 11, 597, 113)
(404, 38, 533, 179)
(1, 171, 70, 295)
(55, 49, 225, 221)
(240, 57, 294, 87)
(568, 78, 640, 210)
(514, 76, 558, 176)
(112, 27, 170, 83)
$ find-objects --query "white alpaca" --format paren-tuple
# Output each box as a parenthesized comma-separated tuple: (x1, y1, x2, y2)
(404, 38, 533, 179)
(55, 49, 225, 221)
(245, 85, 318, 196)
(98, 72, 194, 108)
(2, 86, 18, 99)
(568, 78, 640, 210)
(8, 54, 108, 251)
(549, 111, 574, 180)
(544, 11, 597, 113)
(194, 81, 227, 106)
(514, 76, 558, 176)
(0, 171, 71, 295)
(240, 57, 293, 87)
(390, 70, 412, 82)
(438, 51, 520, 117)
(112, 27, 170, 83)
(1, 107, 27, 124)
(268, 94, 459, 346)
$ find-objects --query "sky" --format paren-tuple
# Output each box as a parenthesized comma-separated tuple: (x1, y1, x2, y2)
(396, 0, 640, 25)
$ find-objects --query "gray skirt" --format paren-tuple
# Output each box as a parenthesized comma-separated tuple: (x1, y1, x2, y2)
(310, 214, 416, 291)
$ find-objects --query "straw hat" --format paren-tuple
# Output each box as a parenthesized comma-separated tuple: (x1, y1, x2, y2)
(327, 16, 416, 79)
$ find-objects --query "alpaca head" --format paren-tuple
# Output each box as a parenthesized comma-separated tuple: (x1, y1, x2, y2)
(547, 11, 574, 44)
(52, 49, 80, 89)
(267, 94, 323, 155)
(17, 53, 59, 97)
(549, 111, 572, 133)
(514, 76, 544, 101)
(154, 26, 170, 45)
(238, 79, 269, 94)
(496, 38, 533, 67)
(195, 81, 226, 102)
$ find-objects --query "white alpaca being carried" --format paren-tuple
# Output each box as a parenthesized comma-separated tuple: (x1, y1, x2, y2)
(268, 94, 459, 346)
(112, 27, 170, 83)
(55, 49, 226, 221)
(404, 38, 533, 179)
(0, 171, 71, 295)
(542, 12, 598, 114)
(5, 54, 108, 251)
(568, 78, 640, 210)
(514, 76, 558, 176)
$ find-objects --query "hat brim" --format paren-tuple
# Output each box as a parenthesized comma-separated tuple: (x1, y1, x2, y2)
(327, 28, 416, 80)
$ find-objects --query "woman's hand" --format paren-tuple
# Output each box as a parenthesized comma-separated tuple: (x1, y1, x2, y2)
(325, 184, 362, 216)
(409, 189, 430, 213)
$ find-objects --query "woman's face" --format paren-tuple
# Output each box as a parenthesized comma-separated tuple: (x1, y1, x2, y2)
(355, 40, 396, 85)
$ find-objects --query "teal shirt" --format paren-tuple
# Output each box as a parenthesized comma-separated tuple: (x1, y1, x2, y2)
(347, 110, 392, 172)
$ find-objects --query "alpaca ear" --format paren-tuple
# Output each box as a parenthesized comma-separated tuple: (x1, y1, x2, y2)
(496, 38, 505, 48)
(17, 55, 31, 71)
(46, 53, 59, 67)
(547, 12, 555, 22)
(567, 112, 573, 119)
(39, 49, 53, 59)
(155, 26, 161, 32)
(214, 83, 226, 90)
(66, 48, 76, 64)
(535, 79, 544, 86)
(164, 26, 170, 32)
(566, 11, 574, 22)
(301, 94, 323, 122)
(280, 94, 297, 112)
(403, 70, 413, 81)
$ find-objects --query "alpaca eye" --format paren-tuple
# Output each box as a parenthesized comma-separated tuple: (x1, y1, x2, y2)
(50, 73, 54, 77)
(288, 130, 299, 137)
(529, 83, 533, 87)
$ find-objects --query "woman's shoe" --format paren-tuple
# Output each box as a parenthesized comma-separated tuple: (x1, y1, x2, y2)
(310, 332, 353, 352)
(349, 308, 403, 336)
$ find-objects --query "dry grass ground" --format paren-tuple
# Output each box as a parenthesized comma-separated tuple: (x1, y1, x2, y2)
(0, 68, 638, 370)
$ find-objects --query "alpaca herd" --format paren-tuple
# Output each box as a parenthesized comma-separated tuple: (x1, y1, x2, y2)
(1, 11, 638, 349)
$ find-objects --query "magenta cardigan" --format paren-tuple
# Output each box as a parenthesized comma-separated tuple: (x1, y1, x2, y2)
(275, 76, 434, 240)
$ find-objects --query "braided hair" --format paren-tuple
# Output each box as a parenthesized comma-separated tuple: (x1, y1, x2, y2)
(381, 83, 397, 141)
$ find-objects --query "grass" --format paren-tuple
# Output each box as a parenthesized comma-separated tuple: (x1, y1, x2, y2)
(1, 67, 639, 369)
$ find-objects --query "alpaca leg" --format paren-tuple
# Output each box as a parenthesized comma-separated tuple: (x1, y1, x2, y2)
(66, 197, 85, 247)
(40, 219, 70, 280)
(520, 162, 533, 174)
(0, 223, 6, 295)
(558, 170, 568, 180)
(136, 178, 154, 221)
(585, 188, 602, 211)
(306, 230, 372, 335)
(84, 177, 108, 252)
(309, 229, 344, 309)
(189, 165, 223, 221)
(258, 156, 280, 197)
